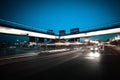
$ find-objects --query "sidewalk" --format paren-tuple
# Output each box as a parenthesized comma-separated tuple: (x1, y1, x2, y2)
(0, 48, 73, 66)
(0, 48, 70, 61)
(0, 52, 39, 61)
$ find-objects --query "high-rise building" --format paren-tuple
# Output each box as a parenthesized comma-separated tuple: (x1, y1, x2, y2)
(59, 30, 66, 42)
(46, 30, 55, 43)
(47, 30, 54, 35)
(69, 28, 80, 42)
(70, 28, 79, 34)
(59, 30, 66, 36)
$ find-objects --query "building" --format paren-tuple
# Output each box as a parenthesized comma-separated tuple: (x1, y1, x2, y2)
(29, 36, 37, 42)
(47, 30, 54, 35)
(38, 38, 44, 43)
(59, 30, 66, 36)
(70, 28, 79, 34)
(69, 28, 80, 42)
(46, 30, 55, 43)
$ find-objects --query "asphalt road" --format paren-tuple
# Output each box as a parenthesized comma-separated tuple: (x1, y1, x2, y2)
(0, 46, 120, 79)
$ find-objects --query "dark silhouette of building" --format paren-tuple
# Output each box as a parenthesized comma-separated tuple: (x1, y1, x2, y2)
(59, 30, 66, 42)
(47, 30, 54, 35)
(59, 30, 66, 36)
(38, 38, 44, 43)
(69, 28, 80, 42)
(29, 37, 44, 43)
(29, 37, 37, 42)
(70, 28, 79, 34)
(46, 30, 55, 43)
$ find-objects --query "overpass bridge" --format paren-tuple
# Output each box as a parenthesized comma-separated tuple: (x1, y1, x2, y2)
(60, 26, 120, 39)
(0, 25, 58, 39)
(0, 24, 120, 40)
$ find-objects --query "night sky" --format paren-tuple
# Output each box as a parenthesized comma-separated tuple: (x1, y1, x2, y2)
(0, 0, 120, 42)
(0, 0, 120, 33)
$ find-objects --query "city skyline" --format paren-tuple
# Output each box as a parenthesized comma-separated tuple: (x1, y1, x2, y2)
(0, 0, 120, 43)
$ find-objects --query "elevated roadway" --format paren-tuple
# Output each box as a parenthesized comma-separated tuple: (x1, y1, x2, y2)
(0, 25, 120, 39)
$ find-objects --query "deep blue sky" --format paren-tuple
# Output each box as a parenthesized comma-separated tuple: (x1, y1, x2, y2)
(0, 0, 120, 34)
